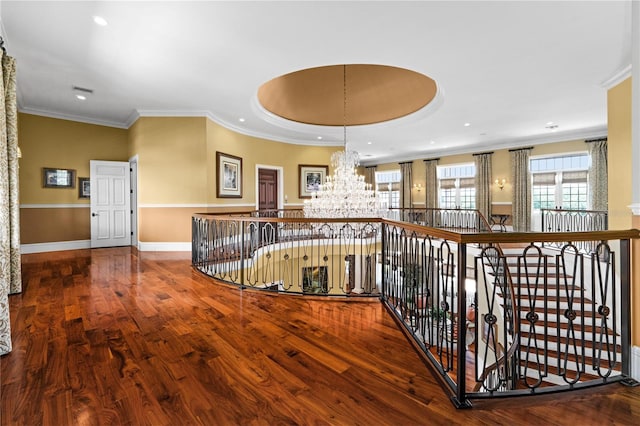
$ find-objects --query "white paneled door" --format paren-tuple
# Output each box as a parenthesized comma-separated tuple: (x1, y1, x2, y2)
(90, 160, 131, 248)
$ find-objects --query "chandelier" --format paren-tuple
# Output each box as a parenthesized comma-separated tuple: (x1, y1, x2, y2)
(303, 65, 388, 219)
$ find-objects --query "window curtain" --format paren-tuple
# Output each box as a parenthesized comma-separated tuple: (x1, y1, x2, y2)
(587, 139, 608, 211)
(364, 166, 377, 188)
(474, 152, 492, 221)
(1, 49, 21, 355)
(424, 159, 438, 209)
(510, 148, 532, 232)
(424, 158, 439, 209)
(399, 161, 413, 209)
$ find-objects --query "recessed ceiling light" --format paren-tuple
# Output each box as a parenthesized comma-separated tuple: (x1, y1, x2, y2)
(430, 140, 435, 145)
(464, 123, 471, 127)
(75, 94, 86, 101)
(93, 16, 108, 26)
(238, 118, 245, 122)
(546, 121, 554, 126)
(367, 141, 372, 145)
(317, 136, 323, 140)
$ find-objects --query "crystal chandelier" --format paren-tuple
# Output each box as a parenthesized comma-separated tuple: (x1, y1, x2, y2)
(303, 65, 388, 219)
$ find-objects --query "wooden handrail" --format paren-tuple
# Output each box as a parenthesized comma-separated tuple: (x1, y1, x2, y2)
(193, 213, 640, 244)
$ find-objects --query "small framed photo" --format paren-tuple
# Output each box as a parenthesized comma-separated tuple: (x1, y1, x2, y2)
(216, 151, 243, 198)
(299, 164, 328, 198)
(78, 177, 90, 198)
(43, 167, 76, 188)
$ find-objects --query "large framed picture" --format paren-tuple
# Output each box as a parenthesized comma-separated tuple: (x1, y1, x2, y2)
(299, 164, 328, 198)
(216, 151, 243, 198)
(43, 167, 76, 188)
(78, 177, 90, 198)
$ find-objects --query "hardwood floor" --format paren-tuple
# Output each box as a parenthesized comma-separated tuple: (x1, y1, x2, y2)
(2, 247, 640, 425)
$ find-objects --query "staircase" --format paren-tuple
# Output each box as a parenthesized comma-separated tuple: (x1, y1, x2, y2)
(475, 243, 623, 392)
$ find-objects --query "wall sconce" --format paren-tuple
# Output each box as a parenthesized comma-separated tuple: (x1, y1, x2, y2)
(494, 178, 506, 190)
(414, 183, 423, 192)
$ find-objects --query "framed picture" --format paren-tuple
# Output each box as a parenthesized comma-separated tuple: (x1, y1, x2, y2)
(216, 151, 243, 198)
(43, 167, 76, 188)
(78, 177, 90, 198)
(299, 164, 328, 198)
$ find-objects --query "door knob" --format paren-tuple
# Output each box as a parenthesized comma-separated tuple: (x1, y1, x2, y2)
(92, 212, 98, 217)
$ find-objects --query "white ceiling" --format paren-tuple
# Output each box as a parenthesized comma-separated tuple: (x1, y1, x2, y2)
(0, 1, 632, 165)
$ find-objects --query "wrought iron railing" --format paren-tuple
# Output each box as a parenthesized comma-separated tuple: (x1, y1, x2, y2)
(192, 212, 638, 407)
(541, 208, 608, 253)
(192, 214, 382, 295)
(388, 207, 492, 232)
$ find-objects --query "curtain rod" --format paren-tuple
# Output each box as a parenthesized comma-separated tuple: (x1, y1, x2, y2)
(585, 137, 607, 143)
(472, 151, 494, 156)
(508, 146, 534, 152)
(423, 158, 440, 162)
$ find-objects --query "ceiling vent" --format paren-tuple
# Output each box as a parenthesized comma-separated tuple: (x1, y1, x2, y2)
(73, 86, 94, 94)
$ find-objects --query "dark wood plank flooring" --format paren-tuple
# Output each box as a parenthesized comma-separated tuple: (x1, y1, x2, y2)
(2, 247, 640, 425)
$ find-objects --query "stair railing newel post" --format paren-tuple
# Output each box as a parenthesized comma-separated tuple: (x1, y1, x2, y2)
(620, 238, 631, 378)
(455, 242, 471, 407)
(240, 217, 245, 287)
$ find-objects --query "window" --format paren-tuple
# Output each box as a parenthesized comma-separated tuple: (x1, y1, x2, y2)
(437, 164, 476, 209)
(531, 154, 589, 211)
(375, 170, 401, 208)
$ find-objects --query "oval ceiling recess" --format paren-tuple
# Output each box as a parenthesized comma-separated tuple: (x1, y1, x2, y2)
(258, 64, 438, 126)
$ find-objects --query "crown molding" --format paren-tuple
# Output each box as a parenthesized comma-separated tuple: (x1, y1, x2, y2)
(124, 109, 140, 128)
(600, 64, 631, 90)
(360, 126, 607, 166)
(18, 107, 128, 129)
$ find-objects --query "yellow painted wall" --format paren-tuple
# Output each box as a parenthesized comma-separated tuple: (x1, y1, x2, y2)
(205, 119, 339, 206)
(18, 113, 342, 245)
(607, 78, 633, 230)
(18, 113, 128, 243)
(128, 117, 208, 205)
(18, 113, 128, 204)
(18, 110, 629, 247)
(606, 77, 638, 345)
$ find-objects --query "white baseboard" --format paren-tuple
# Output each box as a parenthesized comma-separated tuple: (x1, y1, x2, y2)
(21, 240, 91, 254)
(137, 242, 191, 252)
(632, 345, 640, 381)
(21, 240, 191, 253)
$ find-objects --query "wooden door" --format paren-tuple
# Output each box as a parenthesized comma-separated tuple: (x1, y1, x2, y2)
(258, 168, 279, 243)
(258, 168, 278, 212)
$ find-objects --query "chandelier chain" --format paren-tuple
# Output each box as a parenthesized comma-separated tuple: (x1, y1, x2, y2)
(343, 64, 347, 149)
(303, 64, 389, 220)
